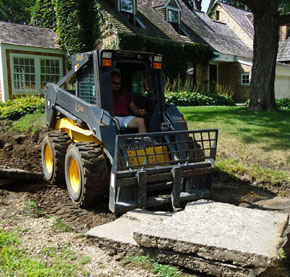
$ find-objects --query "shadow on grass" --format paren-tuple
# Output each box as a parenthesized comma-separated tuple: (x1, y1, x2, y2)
(182, 107, 290, 151)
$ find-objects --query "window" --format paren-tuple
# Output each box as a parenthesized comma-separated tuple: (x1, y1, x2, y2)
(120, 0, 134, 13)
(13, 57, 36, 91)
(167, 8, 180, 32)
(40, 59, 61, 89)
(216, 11, 220, 21)
(11, 54, 63, 94)
(241, 73, 250, 85)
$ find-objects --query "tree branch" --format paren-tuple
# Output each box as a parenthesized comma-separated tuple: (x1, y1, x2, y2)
(279, 13, 290, 25)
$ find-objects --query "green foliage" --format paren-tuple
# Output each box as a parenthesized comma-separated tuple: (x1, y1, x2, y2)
(10, 113, 46, 134)
(51, 218, 75, 233)
(165, 91, 235, 106)
(0, 229, 19, 248)
(32, 0, 99, 57)
(153, 263, 180, 277)
(0, 96, 45, 120)
(119, 33, 215, 80)
(32, 0, 56, 28)
(0, 0, 35, 23)
(276, 98, 290, 110)
(0, 230, 89, 276)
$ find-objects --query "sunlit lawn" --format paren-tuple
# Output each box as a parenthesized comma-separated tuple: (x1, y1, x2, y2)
(179, 106, 290, 188)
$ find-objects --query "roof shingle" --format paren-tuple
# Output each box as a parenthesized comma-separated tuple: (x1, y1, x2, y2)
(0, 21, 61, 49)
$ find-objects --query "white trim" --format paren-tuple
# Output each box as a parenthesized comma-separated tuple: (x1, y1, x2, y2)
(0, 46, 5, 102)
(212, 52, 235, 62)
(136, 16, 146, 29)
(155, 0, 182, 11)
(236, 57, 252, 66)
(241, 72, 250, 86)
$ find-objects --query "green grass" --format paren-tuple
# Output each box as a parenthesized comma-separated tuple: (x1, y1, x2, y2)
(179, 106, 290, 190)
(0, 229, 90, 277)
(127, 256, 181, 276)
(180, 106, 290, 151)
(10, 113, 45, 133)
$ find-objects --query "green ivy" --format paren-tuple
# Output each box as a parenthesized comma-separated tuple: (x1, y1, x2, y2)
(32, 0, 99, 57)
(119, 33, 215, 79)
(32, 0, 57, 29)
(165, 91, 235, 106)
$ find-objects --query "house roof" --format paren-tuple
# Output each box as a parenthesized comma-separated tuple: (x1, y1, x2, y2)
(99, 0, 252, 59)
(179, 2, 253, 59)
(0, 21, 61, 49)
(277, 37, 290, 62)
(98, 0, 191, 43)
(219, 2, 254, 39)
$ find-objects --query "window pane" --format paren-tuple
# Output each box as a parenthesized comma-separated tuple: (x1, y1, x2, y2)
(13, 57, 36, 92)
(168, 10, 178, 23)
(120, 0, 133, 13)
(40, 59, 61, 89)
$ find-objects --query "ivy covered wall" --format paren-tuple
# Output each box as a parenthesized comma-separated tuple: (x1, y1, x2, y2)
(32, 0, 98, 57)
(32, 0, 214, 78)
(119, 33, 215, 79)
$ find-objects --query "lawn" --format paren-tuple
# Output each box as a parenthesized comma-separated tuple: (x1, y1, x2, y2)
(179, 106, 290, 190)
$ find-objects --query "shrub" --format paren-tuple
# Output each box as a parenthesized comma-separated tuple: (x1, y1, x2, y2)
(0, 96, 45, 120)
(165, 91, 235, 106)
(276, 98, 290, 110)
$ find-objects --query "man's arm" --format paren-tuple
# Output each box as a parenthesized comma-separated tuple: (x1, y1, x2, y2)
(129, 102, 146, 116)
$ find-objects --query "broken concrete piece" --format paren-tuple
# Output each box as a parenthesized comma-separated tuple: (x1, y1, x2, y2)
(133, 200, 289, 274)
(86, 209, 172, 245)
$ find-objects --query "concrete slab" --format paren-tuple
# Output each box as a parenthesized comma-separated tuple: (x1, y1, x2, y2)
(134, 200, 289, 269)
(86, 201, 289, 276)
(86, 209, 172, 246)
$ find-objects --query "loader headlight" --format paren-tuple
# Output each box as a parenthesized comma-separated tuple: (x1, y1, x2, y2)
(152, 55, 162, 70)
(101, 51, 113, 67)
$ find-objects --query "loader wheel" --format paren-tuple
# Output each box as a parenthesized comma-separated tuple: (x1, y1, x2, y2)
(41, 131, 71, 185)
(65, 142, 109, 207)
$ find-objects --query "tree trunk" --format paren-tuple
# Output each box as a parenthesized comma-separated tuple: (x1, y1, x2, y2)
(249, 1, 279, 111)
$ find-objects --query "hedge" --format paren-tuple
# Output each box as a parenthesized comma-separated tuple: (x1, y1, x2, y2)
(165, 91, 235, 106)
(0, 96, 45, 120)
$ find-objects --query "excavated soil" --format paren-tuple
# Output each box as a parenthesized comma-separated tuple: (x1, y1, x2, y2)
(0, 128, 114, 233)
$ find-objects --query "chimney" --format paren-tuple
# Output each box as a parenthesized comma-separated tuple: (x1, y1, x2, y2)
(280, 25, 290, 41)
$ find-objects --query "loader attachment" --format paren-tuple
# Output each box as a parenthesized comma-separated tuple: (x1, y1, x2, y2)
(109, 129, 218, 214)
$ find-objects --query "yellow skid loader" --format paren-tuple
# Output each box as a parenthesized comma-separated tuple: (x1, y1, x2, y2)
(41, 50, 218, 214)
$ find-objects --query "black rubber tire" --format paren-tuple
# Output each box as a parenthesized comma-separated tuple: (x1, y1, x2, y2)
(41, 131, 71, 185)
(65, 142, 109, 207)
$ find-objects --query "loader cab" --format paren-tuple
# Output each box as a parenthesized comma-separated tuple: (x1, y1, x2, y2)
(98, 50, 165, 133)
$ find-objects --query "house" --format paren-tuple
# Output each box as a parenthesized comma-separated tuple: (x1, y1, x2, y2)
(95, 0, 255, 102)
(0, 21, 66, 102)
(208, 1, 290, 99)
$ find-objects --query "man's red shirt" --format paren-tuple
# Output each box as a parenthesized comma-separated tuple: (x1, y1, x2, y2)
(113, 88, 133, 116)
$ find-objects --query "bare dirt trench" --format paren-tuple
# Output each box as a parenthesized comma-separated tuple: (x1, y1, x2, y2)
(1, 129, 290, 275)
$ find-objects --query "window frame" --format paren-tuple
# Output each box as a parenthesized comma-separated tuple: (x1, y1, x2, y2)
(10, 53, 63, 95)
(118, 0, 136, 15)
(166, 6, 181, 33)
(241, 72, 251, 86)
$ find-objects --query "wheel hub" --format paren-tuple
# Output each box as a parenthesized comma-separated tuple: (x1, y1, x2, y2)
(44, 144, 53, 174)
(69, 158, 80, 193)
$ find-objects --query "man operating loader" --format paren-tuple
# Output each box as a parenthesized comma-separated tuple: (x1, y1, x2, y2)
(111, 71, 147, 133)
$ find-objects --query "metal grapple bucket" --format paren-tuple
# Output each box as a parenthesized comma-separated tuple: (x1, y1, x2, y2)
(109, 129, 218, 214)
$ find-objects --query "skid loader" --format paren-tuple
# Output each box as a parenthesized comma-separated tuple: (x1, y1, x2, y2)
(41, 50, 218, 214)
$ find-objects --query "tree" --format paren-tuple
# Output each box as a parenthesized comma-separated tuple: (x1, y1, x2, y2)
(235, 0, 290, 111)
(0, 0, 35, 23)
